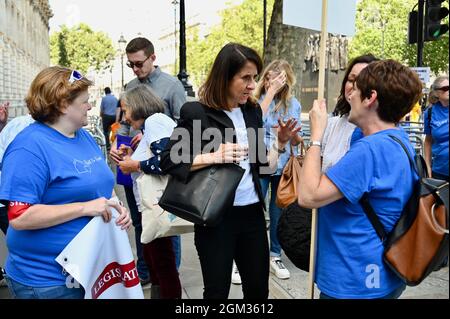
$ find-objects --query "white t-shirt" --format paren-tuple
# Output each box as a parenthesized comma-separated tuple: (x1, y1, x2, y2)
(224, 108, 259, 206)
(321, 115, 356, 173)
(0, 115, 35, 207)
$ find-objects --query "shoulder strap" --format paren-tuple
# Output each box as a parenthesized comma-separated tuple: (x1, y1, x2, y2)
(360, 193, 388, 243)
(359, 134, 418, 243)
(388, 134, 427, 178)
(427, 106, 433, 127)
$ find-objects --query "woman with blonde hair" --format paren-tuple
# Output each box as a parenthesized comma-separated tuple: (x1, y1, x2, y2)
(254, 59, 303, 280)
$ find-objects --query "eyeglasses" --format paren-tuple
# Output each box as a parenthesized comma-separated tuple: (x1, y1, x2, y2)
(126, 55, 151, 69)
(435, 85, 449, 92)
(68, 70, 83, 84)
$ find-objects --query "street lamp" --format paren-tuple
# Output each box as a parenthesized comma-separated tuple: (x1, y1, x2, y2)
(118, 34, 127, 91)
(176, 0, 194, 97)
(172, 0, 179, 75)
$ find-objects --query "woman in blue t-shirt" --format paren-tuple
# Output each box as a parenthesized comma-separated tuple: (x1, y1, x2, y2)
(298, 60, 423, 299)
(253, 60, 302, 280)
(0, 67, 131, 299)
(424, 76, 449, 182)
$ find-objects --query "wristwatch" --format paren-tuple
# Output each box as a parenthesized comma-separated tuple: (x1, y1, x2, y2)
(308, 140, 322, 148)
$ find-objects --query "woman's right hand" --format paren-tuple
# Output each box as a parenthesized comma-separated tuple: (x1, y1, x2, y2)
(211, 143, 248, 164)
(267, 71, 287, 95)
(81, 197, 124, 223)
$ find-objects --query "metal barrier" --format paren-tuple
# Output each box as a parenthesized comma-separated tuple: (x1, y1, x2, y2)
(299, 119, 426, 156)
(85, 115, 108, 160)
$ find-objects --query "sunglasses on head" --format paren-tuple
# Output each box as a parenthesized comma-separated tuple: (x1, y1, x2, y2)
(436, 85, 449, 92)
(68, 70, 83, 84)
(126, 55, 151, 69)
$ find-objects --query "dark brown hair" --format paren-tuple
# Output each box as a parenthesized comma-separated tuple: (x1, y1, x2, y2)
(333, 54, 379, 116)
(199, 43, 263, 111)
(355, 59, 423, 124)
(26, 66, 93, 124)
(125, 37, 154, 57)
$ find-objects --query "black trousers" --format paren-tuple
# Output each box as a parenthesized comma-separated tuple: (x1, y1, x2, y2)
(0, 205, 7, 235)
(194, 203, 269, 299)
(101, 114, 116, 150)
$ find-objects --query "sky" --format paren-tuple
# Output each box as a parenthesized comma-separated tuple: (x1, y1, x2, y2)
(48, 0, 241, 45)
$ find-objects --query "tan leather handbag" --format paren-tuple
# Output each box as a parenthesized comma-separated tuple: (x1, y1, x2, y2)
(276, 140, 305, 208)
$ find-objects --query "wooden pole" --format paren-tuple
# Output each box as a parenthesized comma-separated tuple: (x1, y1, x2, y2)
(308, 0, 328, 300)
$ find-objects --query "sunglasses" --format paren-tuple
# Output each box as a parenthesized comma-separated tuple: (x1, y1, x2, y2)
(436, 85, 449, 92)
(68, 70, 83, 84)
(126, 55, 151, 69)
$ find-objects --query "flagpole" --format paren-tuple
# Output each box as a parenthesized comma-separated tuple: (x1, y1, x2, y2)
(308, 0, 328, 300)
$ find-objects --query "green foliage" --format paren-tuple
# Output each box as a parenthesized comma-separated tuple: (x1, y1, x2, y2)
(349, 0, 449, 75)
(187, 0, 274, 88)
(50, 23, 116, 74)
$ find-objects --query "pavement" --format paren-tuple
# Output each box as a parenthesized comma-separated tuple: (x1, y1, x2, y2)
(0, 171, 448, 300)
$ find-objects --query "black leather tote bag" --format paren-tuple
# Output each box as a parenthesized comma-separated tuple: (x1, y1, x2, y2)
(159, 163, 245, 227)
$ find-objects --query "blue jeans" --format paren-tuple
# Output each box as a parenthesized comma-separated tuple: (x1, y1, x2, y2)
(172, 235, 181, 270)
(260, 175, 282, 257)
(5, 274, 84, 299)
(319, 284, 406, 299)
(124, 185, 150, 281)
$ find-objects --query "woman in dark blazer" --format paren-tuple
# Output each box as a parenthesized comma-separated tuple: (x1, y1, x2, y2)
(160, 43, 300, 299)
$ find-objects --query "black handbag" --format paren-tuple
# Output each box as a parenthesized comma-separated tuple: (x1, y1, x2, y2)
(158, 163, 245, 227)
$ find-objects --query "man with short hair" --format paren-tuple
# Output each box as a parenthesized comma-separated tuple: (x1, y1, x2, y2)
(100, 87, 118, 150)
(125, 37, 186, 121)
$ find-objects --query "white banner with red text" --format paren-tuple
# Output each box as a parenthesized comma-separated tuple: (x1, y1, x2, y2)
(55, 203, 144, 299)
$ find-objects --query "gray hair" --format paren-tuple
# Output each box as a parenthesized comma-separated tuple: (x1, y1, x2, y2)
(429, 75, 449, 104)
(122, 85, 165, 121)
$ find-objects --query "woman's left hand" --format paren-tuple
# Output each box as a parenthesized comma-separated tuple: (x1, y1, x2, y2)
(118, 158, 140, 174)
(275, 118, 302, 145)
(115, 201, 132, 230)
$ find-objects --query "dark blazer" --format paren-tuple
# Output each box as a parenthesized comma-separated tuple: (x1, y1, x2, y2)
(160, 101, 272, 208)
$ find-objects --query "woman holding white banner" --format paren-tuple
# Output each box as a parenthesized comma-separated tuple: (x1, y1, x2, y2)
(118, 85, 181, 299)
(0, 66, 131, 299)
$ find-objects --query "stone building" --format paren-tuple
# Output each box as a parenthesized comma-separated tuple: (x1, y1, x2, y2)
(0, 0, 52, 118)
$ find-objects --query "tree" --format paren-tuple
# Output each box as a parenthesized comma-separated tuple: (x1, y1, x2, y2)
(186, 0, 275, 88)
(50, 23, 116, 74)
(349, 0, 449, 75)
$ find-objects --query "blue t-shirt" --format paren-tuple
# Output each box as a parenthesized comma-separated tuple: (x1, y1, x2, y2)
(259, 95, 302, 175)
(100, 94, 119, 116)
(0, 122, 115, 287)
(317, 129, 418, 298)
(424, 102, 449, 176)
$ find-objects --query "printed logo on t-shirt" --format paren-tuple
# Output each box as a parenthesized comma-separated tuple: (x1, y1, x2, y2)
(73, 157, 103, 174)
(434, 119, 448, 128)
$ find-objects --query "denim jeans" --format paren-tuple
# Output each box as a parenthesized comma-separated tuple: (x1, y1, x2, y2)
(5, 274, 85, 299)
(172, 235, 181, 270)
(124, 185, 150, 281)
(260, 175, 282, 257)
(319, 284, 406, 299)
